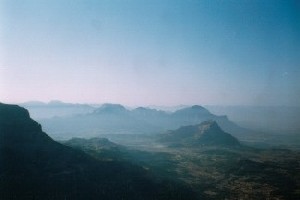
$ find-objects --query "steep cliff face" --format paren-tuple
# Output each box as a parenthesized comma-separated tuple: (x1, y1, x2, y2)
(0, 103, 97, 199)
(0, 103, 52, 144)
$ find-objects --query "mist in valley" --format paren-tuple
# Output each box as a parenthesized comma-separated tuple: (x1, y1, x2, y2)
(5, 101, 299, 199)
(1, 0, 300, 199)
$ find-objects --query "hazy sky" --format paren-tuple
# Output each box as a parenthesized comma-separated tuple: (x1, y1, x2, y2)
(1, 0, 299, 106)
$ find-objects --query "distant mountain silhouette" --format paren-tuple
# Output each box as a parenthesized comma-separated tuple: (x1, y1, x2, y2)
(160, 121, 240, 147)
(21, 101, 94, 119)
(93, 103, 129, 114)
(171, 106, 247, 135)
(132, 107, 167, 117)
(0, 103, 196, 200)
(39, 104, 250, 140)
(173, 105, 213, 117)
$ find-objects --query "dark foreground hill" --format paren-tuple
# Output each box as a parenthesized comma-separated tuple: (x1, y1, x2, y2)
(0, 103, 196, 200)
(160, 121, 240, 147)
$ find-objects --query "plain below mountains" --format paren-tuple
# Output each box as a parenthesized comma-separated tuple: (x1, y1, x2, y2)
(0, 103, 196, 200)
(39, 104, 249, 140)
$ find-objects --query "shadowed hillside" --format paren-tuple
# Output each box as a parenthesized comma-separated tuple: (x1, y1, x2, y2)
(0, 103, 196, 200)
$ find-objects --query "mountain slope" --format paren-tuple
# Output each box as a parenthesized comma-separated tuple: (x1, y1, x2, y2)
(160, 121, 240, 147)
(0, 103, 196, 200)
(170, 106, 249, 137)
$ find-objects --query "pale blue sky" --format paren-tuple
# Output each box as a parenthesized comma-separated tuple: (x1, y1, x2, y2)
(1, 0, 299, 106)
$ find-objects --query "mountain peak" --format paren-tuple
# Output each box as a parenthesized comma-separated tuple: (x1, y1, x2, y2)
(160, 120, 240, 147)
(134, 106, 151, 111)
(93, 103, 128, 114)
(197, 120, 220, 133)
(173, 105, 212, 116)
(191, 105, 206, 110)
(48, 100, 65, 105)
(132, 107, 164, 114)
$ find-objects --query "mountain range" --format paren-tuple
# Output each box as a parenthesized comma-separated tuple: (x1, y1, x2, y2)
(21, 100, 95, 119)
(0, 103, 196, 200)
(39, 103, 250, 140)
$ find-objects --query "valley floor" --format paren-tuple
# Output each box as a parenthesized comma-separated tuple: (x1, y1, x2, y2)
(65, 134, 300, 200)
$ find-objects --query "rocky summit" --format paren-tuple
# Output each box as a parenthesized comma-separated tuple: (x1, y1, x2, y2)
(160, 120, 240, 147)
